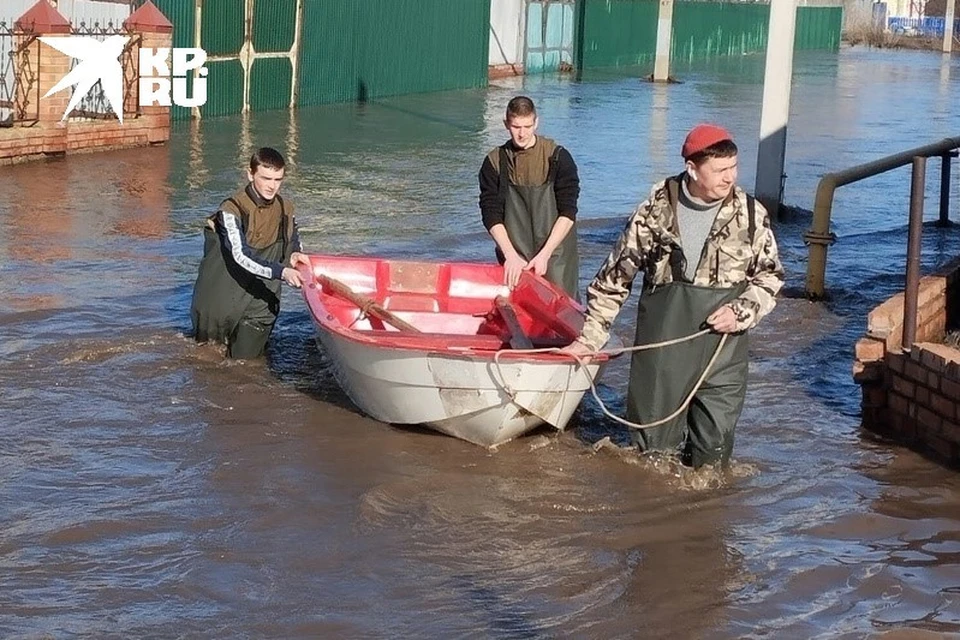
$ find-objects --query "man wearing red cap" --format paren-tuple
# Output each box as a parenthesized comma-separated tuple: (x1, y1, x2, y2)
(562, 124, 784, 468)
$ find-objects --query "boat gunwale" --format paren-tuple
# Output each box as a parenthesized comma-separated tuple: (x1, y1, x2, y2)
(297, 257, 613, 364)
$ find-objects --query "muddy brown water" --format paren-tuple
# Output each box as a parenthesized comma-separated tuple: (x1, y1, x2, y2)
(2, 48, 960, 638)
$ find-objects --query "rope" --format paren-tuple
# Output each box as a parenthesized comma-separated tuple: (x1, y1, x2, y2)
(347, 300, 386, 329)
(347, 302, 375, 329)
(492, 329, 728, 430)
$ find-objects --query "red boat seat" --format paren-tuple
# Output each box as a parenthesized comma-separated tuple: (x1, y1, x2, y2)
(381, 293, 441, 313)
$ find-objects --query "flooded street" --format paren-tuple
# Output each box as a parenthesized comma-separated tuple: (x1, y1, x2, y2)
(2, 47, 960, 637)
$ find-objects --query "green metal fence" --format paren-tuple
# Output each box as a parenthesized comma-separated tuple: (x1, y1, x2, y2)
(795, 6, 843, 51)
(150, 0, 840, 118)
(202, 59, 244, 117)
(201, 0, 243, 56)
(153, 0, 488, 118)
(671, 1, 770, 62)
(578, 0, 843, 71)
(252, 0, 296, 53)
(577, 0, 659, 69)
(149, 0, 195, 121)
(297, 0, 489, 106)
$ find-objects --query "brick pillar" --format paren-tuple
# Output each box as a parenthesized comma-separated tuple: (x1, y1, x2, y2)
(15, 0, 72, 154)
(124, 0, 173, 144)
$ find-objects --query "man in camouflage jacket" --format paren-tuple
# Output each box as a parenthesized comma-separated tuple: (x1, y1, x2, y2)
(563, 124, 784, 467)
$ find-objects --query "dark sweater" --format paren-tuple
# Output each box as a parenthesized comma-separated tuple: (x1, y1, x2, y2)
(478, 137, 580, 231)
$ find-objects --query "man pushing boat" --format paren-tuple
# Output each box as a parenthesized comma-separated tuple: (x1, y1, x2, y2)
(190, 147, 310, 359)
(478, 96, 582, 299)
(561, 124, 784, 468)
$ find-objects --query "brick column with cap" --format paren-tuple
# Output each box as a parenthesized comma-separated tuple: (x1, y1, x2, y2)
(15, 0, 72, 154)
(124, 0, 174, 144)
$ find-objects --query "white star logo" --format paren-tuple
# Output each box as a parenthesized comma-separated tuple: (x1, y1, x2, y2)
(39, 35, 130, 124)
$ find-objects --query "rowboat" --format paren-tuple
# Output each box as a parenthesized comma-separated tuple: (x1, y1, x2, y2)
(297, 254, 618, 447)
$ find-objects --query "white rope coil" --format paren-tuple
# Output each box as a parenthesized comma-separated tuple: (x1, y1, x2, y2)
(493, 329, 728, 430)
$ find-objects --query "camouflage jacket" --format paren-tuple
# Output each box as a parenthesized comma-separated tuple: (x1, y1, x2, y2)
(578, 175, 784, 350)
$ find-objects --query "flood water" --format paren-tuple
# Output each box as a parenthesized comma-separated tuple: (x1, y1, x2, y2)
(2, 47, 960, 638)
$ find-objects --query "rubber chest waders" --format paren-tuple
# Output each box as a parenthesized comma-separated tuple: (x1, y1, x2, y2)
(497, 146, 580, 299)
(628, 186, 757, 467)
(190, 196, 289, 359)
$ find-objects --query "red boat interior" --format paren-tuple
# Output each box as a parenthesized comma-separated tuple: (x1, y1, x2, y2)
(300, 255, 588, 352)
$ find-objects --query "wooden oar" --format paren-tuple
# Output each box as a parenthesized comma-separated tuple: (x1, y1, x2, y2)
(316, 273, 422, 334)
(495, 296, 534, 349)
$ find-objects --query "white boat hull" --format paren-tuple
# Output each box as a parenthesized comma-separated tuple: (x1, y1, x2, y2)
(314, 327, 613, 447)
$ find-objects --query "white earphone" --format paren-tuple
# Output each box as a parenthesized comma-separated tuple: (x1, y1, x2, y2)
(689, 169, 698, 182)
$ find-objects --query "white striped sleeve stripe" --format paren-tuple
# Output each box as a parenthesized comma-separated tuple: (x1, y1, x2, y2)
(221, 212, 275, 279)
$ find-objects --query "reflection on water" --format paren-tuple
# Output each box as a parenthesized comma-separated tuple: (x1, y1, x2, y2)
(1, 47, 960, 637)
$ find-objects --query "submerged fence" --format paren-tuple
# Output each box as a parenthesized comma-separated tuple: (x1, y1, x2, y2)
(578, 0, 843, 70)
(147, 0, 490, 119)
(134, 0, 843, 118)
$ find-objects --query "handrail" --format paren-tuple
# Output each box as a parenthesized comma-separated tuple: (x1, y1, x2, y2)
(902, 157, 926, 351)
(804, 136, 960, 298)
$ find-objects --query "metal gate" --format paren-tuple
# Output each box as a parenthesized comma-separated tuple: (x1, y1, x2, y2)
(525, 0, 576, 74)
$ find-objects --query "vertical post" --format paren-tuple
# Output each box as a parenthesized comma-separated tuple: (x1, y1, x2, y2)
(193, 0, 202, 120)
(575, 0, 587, 81)
(289, 0, 303, 108)
(803, 178, 837, 299)
(653, 0, 674, 82)
(939, 152, 953, 226)
(902, 156, 926, 351)
(240, 0, 253, 114)
(755, 0, 798, 219)
(14, 0, 72, 155)
(944, 0, 956, 53)
(124, 1, 174, 144)
(649, 84, 669, 169)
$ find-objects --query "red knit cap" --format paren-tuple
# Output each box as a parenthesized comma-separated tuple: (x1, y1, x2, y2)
(681, 124, 733, 160)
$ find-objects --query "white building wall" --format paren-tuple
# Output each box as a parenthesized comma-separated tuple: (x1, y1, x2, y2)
(489, 0, 526, 68)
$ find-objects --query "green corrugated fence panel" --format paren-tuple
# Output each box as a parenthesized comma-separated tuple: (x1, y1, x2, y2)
(795, 6, 843, 51)
(671, 1, 770, 63)
(201, 0, 244, 56)
(250, 57, 292, 111)
(147, 0, 195, 120)
(578, 0, 659, 69)
(200, 59, 244, 117)
(298, 0, 353, 103)
(253, 0, 296, 53)
(149, 0, 195, 48)
(298, 0, 489, 106)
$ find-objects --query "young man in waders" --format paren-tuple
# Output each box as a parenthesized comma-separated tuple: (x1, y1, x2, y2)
(478, 96, 581, 298)
(561, 125, 784, 468)
(191, 147, 310, 359)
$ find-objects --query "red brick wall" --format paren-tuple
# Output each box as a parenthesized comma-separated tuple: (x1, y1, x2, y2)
(881, 345, 960, 462)
(0, 114, 169, 165)
(854, 257, 960, 467)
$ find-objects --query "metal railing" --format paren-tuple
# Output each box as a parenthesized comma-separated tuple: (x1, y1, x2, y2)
(888, 16, 960, 38)
(902, 157, 926, 350)
(0, 20, 40, 126)
(803, 136, 960, 299)
(67, 22, 141, 122)
(0, 19, 143, 127)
